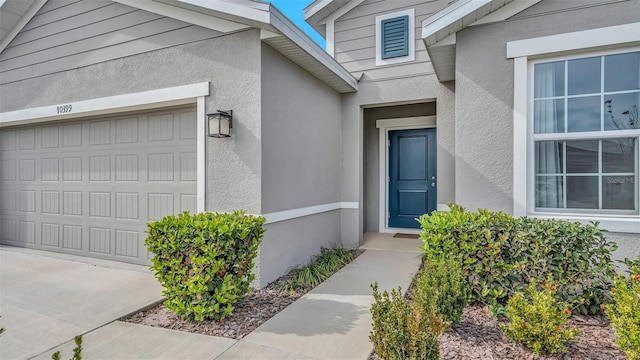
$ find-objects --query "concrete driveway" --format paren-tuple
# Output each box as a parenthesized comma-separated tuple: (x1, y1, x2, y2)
(0, 246, 163, 360)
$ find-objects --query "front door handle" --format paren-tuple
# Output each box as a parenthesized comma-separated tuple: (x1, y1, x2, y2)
(431, 182, 436, 188)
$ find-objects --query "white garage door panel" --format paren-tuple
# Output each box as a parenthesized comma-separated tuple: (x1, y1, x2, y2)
(0, 108, 197, 264)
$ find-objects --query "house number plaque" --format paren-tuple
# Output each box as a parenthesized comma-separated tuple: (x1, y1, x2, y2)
(56, 104, 72, 114)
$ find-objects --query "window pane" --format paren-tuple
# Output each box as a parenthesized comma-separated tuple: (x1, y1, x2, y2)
(534, 61, 565, 98)
(604, 92, 639, 131)
(602, 138, 636, 173)
(534, 100, 564, 133)
(536, 176, 564, 208)
(568, 57, 601, 95)
(602, 176, 635, 210)
(566, 140, 598, 173)
(567, 176, 598, 209)
(568, 96, 600, 132)
(605, 52, 640, 92)
(535, 141, 563, 174)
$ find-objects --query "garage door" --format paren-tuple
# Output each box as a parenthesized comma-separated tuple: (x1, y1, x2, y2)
(0, 107, 197, 264)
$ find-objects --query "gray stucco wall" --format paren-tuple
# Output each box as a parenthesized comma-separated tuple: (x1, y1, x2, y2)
(260, 44, 342, 213)
(257, 43, 343, 287)
(1, 29, 264, 214)
(258, 210, 342, 288)
(454, 0, 639, 258)
(454, 0, 639, 214)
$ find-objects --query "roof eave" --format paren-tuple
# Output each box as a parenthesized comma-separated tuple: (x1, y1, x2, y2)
(0, 0, 356, 93)
(421, 0, 540, 83)
(0, 0, 46, 53)
(268, 5, 357, 93)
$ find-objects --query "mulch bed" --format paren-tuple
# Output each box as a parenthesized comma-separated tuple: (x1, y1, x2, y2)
(369, 304, 624, 360)
(123, 250, 363, 339)
(123, 288, 305, 339)
(124, 248, 624, 359)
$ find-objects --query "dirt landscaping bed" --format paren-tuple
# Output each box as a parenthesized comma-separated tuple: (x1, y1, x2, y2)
(123, 249, 363, 340)
(368, 303, 623, 360)
(127, 295, 623, 359)
(437, 304, 623, 360)
(123, 288, 305, 339)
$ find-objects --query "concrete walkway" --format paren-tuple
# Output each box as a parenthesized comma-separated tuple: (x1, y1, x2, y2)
(0, 246, 164, 359)
(3, 234, 422, 360)
(228, 248, 422, 360)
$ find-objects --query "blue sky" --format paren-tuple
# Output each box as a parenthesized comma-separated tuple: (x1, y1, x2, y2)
(268, 0, 327, 48)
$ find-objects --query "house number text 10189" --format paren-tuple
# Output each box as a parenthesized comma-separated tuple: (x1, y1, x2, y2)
(57, 104, 72, 114)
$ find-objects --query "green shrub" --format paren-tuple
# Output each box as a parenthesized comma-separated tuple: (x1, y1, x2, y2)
(370, 284, 441, 360)
(145, 211, 265, 321)
(418, 204, 617, 314)
(413, 257, 469, 324)
(605, 256, 640, 360)
(501, 278, 580, 354)
(270, 247, 357, 292)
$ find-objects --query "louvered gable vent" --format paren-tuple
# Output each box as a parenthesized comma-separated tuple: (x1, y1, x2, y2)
(381, 15, 409, 59)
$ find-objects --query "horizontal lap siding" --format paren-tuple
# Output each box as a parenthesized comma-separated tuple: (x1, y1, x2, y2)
(510, 0, 629, 19)
(0, 0, 222, 85)
(333, 0, 447, 80)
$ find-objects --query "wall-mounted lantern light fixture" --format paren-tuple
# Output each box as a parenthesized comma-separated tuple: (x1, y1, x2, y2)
(207, 110, 233, 138)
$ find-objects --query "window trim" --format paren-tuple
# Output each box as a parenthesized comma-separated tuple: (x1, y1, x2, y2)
(508, 23, 640, 233)
(375, 8, 415, 66)
(530, 51, 639, 216)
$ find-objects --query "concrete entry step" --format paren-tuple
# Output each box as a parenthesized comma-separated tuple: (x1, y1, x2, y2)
(360, 232, 423, 254)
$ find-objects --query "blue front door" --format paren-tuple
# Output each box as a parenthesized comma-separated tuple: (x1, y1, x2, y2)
(388, 128, 437, 229)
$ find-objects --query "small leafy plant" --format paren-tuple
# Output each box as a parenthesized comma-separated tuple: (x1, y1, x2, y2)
(370, 284, 441, 360)
(145, 211, 265, 321)
(501, 278, 580, 354)
(270, 247, 357, 292)
(605, 256, 640, 360)
(412, 257, 469, 325)
(51, 336, 82, 360)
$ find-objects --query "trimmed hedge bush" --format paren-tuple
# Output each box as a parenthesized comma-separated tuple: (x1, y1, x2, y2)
(605, 256, 640, 360)
(413, 257, 469, 325)
(419, 204, 617, 315)
(145, 211, 265, 321)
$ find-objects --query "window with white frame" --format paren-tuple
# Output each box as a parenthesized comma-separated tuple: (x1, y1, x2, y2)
(375, 8, 415, 66)
(532, 51, 639, 214)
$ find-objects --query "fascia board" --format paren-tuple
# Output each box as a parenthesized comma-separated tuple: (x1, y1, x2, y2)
(304, 0, 333, 21)
(0, 0, 46, 53)
(325, 0, 364, 23)
(269, 6, 358, 91)
(421, 0, 490, 43)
